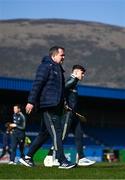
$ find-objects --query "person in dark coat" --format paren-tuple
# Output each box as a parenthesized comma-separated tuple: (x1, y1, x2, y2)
(0, 122, 12, 159)
(9, 104, 26, 164)
(62, 65, 95, 166)
(19, 46, 76, 169)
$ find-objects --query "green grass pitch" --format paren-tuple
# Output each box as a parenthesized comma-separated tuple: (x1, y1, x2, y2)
(0, 162, 125, 179)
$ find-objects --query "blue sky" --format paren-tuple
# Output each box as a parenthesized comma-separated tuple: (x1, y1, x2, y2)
(0, 0, 125, 27)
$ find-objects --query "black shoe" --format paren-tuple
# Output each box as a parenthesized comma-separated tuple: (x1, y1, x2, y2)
(19, 156, 34, 167)
(58, 160, 76, 169)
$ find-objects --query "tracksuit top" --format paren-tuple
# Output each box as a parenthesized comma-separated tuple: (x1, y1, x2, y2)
(13, 112, 26, 131)
(65, 74, 79, 111)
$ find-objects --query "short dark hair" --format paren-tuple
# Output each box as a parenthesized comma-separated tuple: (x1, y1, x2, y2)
(49, 46, 65, 57)
(14, 104, 21, 109)
(72, 65, 86, 73)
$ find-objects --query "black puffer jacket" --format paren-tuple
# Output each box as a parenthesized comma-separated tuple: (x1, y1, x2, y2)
(28, 56, 65, 108)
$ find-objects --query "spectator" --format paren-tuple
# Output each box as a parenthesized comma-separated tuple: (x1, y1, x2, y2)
(0, 122, 12, 159)
(9, 104, 26, 164)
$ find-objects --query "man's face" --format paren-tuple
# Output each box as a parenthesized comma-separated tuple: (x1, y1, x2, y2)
(13, 106, 20, 114)
(73, 69, 84, 80)
(52, 48, 65, 64)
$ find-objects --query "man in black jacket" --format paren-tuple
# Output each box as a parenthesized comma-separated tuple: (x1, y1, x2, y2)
(62, 65, 95, 166)
(19, 46, 76, 169)
(9, 104, 26, 164)
(44, 65, 96, 167)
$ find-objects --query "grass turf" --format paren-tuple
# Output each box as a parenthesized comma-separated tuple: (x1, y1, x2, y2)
(0, 162, 125, 179)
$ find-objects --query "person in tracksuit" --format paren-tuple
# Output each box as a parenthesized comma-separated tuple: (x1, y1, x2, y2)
(0, 123, 11, 159)
(44, 65, 95, 166)
(9, 104, 26, 164)
(19, 46, 76, 169)
(61, 65, 95, 166)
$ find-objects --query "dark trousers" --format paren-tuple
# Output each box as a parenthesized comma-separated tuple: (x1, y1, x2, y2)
(10, 130, 25, 161)
(27, 107, 66, 163)
(0, 132, 11, 158)
(62, 111, 84, 159)
(27, 124, 50, 157)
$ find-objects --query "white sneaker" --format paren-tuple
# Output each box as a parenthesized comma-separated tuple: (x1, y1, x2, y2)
(44, 155, 60, 167)
(53, 159, 60, 166)
(19, 156, 34, 167)
(77, 157, 96, 166)
(44, 155, 53, 167)
(8, 161, 16, 165)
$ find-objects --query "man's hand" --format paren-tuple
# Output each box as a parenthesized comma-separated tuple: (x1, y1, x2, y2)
(9, 123, 16, 128)
(64, 104, 71, 111)
(25, 103, 34, 114)
(5, 122, 15, 133)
